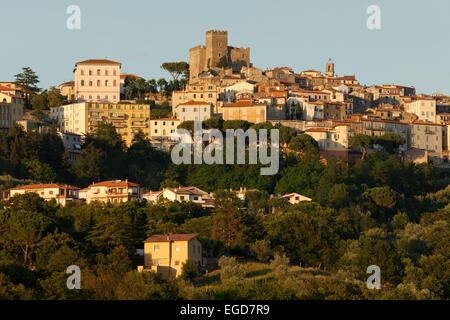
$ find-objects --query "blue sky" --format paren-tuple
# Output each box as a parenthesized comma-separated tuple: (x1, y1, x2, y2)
(1, 0, 449, 95)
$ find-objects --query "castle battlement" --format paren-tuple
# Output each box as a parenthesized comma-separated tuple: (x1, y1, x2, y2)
(206, 30, 228, 35)
(189, 30, 250, 80)
(189, 45, 205, 51)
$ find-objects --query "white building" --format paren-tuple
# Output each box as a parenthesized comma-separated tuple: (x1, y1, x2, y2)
(58, 131, 82, 163)
(404, 98, 436, 123)
(175, 101, 213, 122)
(5, 184, 80, 206)
(143, 186, 214, 207)
(222, 81, 256, 102)
(74, 59, 121, 103)
(50, 102, 88, 135)
(279, 192, 312, 204)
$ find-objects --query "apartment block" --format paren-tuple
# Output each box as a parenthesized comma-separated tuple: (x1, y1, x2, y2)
(404, 98, 436, 122)
(50, 102, 151, 146)
(409, 121, 447, 162)
(149, 118, 181, 151)
(58, 131, 82, 163)
(222, 100, 267, 123)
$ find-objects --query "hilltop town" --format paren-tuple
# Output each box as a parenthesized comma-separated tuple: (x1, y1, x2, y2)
(0, 30, 449, 300)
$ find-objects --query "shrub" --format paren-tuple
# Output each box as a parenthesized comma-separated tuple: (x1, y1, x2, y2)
(218, 256, 246, 282)
(180, 259, 199, 282)
(249, 240, 272, 262)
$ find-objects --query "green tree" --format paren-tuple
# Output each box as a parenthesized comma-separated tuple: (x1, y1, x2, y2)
(181, 259, 200, 282)
(212, 191, 244, 252)
(375, 133, 406, 154)
(14, 67, 41, 109)
(350, 134, 374, 160)
(161, 62, 189, 82)
(46, 86, 66, 108)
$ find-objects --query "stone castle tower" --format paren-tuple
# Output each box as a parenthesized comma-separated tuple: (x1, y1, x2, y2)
(325, 59, 335, 77)
(189, 30, 250, 81)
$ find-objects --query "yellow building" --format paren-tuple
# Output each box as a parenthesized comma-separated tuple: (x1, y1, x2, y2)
(51, 102, 151, 146)
(222, 100, 267, 123)
(0, 82, 23, 96)
(88, 102, 150, 146)
(172, 82, 220, 115)
(139, 234, 203, 278)
(58, 81, 75, 101)
(0, 90, 24, 131)
(305, 125, 350, 151)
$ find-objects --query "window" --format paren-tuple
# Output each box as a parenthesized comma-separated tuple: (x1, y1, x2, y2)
(81, 80, 84, 86)
(105, 80, 109, 86)
(97, 80, 101, 86)
(97, 69, 100, 76)
(175, 245, 180, 252)
(175, 261, 180, 266)
(154, 245, 160, 252)
(89, 81, 92, 86)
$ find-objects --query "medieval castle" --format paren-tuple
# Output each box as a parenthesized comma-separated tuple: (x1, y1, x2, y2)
(189, 30, 251, 81)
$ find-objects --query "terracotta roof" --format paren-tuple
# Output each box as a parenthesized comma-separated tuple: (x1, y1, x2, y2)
(232, 188, 259, 194)
(142, 190, 162, 196)
(223, 100, 260, 107)
(143, 234, 199, 243)
(411, 120, 443, 126)
(0, 85, 15, 91)
(59, 81, 74, 87)
(88, 180, 140, 188)
(177, 101, 210, 106)
(120, 73, 143, 80)
(167, 186, 208, 195)
(10, 184, 80, 191)
(76, 59, 121, 65)
(305, 128, 329, 132)
(281, 193, 312, 200)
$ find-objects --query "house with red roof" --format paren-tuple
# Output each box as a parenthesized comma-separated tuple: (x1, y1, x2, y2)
(5, 183, 80, 206)
(80, 179, 140, 204)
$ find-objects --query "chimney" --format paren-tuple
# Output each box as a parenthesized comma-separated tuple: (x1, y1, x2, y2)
(166, 234, 170, 241)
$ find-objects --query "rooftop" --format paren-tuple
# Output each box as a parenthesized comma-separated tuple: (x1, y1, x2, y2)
(143, 233, 199, 243)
